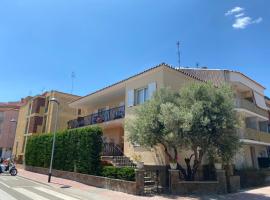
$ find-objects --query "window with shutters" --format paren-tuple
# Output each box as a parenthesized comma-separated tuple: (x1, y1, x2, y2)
(135, 87, 149, 105)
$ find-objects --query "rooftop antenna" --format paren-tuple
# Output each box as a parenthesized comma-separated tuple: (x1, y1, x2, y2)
(176, 41, 181, 68)
(71, 71, 76, 94)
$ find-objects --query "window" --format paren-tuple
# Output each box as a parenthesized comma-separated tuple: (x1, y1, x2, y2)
(78, 109, 82, 116)
(135, 87, 149, 105)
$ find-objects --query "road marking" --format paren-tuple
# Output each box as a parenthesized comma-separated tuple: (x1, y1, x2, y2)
(0, 181, 11, 188)
(0, 176, 18, 181)
(36, 187, 80, 200)
(0, 187, 17, 200)
(14, 187, 51, 200)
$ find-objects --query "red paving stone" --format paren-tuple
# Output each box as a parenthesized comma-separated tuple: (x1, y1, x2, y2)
(16, 165, 270, 200)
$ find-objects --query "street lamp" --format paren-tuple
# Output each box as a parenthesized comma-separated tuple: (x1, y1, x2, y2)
(48, 97, 60, 183)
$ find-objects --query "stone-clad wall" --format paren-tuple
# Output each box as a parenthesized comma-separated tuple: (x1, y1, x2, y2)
(169, 169, 231, 195)
(25, 166, 140, 195)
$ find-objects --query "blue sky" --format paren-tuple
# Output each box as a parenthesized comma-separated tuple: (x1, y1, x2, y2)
(0, 0, 269, 102)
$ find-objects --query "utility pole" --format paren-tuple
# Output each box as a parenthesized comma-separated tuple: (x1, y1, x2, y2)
(176, 41, 181, 67)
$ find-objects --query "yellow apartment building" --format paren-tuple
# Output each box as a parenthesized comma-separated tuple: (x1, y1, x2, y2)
(68, 63, 270, 169)
(13, 90, 80, 163)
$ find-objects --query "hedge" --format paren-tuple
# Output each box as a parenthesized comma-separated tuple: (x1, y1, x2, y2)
(25, 126, 103, 175)
(101, 166, 135, 181)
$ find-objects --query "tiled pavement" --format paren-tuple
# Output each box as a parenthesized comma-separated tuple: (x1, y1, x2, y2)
(16, 166, 270, 200)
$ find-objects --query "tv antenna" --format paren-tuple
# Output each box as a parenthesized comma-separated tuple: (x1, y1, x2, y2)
(176, 41, 181, 67)
(71, 71, 76, 94)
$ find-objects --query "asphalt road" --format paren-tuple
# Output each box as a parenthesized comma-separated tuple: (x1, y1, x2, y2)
(0, 174, 93, 200)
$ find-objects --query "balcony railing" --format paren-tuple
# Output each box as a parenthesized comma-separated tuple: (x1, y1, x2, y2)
(235, 98, 268, 118)
(238, 128, 270, 143)
(68, 105, 125, 129)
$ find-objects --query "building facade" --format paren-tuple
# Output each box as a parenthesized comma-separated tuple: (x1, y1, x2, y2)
(12, 90, 80, 163)
(68, 63, 270, 169)
(0, 100, 26, 159)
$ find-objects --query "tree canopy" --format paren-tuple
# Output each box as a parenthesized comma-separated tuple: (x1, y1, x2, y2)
(126, 82, 240, 180)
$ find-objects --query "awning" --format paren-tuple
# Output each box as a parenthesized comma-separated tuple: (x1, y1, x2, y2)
(240, 139, 270, 146)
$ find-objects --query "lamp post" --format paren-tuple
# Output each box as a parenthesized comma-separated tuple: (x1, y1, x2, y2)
(10, 118, 17, 160)
(48, 97, 60, 183)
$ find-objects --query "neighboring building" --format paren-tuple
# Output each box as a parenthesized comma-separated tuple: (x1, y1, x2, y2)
(68, 63, 270, 169)
(12, 90, 80, 163)
(180, 68, 270, 169)
(0, 100, 26, 159)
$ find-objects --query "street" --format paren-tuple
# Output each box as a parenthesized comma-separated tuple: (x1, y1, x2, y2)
(1, 172, 270, 200)
(0, 174, 94, 200)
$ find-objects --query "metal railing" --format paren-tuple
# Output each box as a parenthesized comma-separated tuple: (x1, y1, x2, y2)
(234, 98, 268, 118)
(68, 105, 125, 129)
(102, 142, 123, 156)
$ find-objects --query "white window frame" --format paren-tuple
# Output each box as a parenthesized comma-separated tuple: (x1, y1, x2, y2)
(135, 87, 149, 105)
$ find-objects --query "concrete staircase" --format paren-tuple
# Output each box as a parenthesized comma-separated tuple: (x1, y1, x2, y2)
(144, 175, 157, 195)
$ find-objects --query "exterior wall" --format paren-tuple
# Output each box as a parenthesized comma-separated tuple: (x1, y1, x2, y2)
(0, 109, 18, 149)
(103, 127, 124, 145)
(80, 96, 125, 117)
(12, 104, 29, 160)
(124, 66, 200, 166)
(12, 91, 80, 161)
(45, 91, 80, 133)
(234, 144, 268, 169)
(124, 67, 165, 165)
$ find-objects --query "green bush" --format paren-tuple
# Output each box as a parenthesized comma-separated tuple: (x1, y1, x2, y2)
(235, 168, 267, 188)
(25, 126, 103, 175)
(101, 166, 135, 181)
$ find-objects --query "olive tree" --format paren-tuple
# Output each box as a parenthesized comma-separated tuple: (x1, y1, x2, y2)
(126, 82, 240, 181)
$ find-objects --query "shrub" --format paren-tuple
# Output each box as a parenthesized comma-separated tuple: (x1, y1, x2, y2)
(101, 166, 135, 181)
(235, 168, 267, 188)
(25, 126, 103, 175)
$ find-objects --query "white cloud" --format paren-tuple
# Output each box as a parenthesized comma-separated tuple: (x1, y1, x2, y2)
(235, 13, 245, 18)
(232, 16, 263, 29)
(253, 17, 263, 24)
(225, 6, 244, 16)
(232, 17, 251, 29)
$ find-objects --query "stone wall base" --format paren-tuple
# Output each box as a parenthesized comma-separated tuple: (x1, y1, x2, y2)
(25, 166, 138, 195)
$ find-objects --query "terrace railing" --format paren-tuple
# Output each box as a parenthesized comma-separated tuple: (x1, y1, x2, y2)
(68, 105, 125, 129)
(234, 98, 268, 118)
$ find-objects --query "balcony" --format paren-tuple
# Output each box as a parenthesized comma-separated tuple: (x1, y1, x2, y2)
(238, 128, 270, 144)
(68, 105, 125, 129)
(235, 98, 268, 118)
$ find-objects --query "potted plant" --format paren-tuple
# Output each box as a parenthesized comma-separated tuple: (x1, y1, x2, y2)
(133, 154, 144, 169)
(169, 158, 178, 170)
(214, 157, 222, 170)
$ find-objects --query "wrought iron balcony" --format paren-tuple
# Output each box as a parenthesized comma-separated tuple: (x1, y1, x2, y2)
(67, 105, 125, 129)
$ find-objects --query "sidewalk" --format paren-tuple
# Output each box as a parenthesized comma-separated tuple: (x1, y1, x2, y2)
(16, 165, 198, 200)
(17, 165, 91, 190)
(16, 165, 270, 200)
